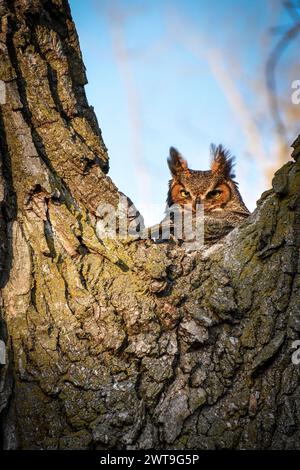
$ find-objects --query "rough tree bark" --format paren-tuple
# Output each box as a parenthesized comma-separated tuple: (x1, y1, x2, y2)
(1, 0, 300, 450)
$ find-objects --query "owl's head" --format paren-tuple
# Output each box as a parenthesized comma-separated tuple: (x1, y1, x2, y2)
(167, 144, 249, 216)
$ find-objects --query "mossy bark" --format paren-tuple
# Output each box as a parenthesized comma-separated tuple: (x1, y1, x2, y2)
(1, 0, 300, 450)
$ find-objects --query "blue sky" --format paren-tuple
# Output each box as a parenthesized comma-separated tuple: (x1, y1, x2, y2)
(69, 0, 299, 226)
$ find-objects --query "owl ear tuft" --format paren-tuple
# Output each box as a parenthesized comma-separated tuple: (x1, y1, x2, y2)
(168, 147, 189, 177)
(210, 144, 236, 179)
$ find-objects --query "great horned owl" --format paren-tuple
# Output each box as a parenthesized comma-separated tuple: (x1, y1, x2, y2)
(147, 145, 250, 245)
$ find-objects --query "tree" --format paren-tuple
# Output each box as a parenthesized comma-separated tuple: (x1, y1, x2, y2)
(0, 0, 300, 450)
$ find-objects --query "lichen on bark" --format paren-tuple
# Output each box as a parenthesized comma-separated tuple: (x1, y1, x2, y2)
(0, 0, 300, 450)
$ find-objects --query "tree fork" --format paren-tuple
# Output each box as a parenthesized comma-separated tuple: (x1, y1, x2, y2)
(0, 0, 300, 450)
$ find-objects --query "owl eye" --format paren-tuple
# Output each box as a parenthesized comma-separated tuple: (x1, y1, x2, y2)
(206, 189, 222, 199)
(180, 189, 190, 198)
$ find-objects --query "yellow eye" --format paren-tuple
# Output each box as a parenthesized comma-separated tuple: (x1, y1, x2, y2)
(180, 189, 190, 198)
(206, 189, 222, 199)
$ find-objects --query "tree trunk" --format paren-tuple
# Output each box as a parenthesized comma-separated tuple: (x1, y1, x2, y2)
(1, 0, 300, 450)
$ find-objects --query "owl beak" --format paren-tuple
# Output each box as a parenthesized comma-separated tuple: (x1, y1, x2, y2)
(193, 196, 202, 212)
